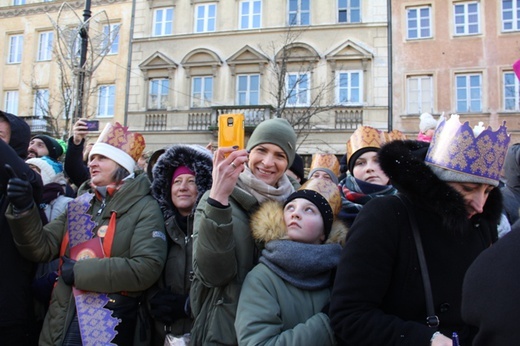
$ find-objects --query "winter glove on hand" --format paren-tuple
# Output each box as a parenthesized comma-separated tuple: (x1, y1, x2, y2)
(5, 164, 34, 213)
(61, 256, 76, 286)
(149, 289, 189, 324)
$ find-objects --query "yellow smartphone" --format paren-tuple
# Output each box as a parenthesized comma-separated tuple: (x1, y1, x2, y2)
(218, 113, 245, 151)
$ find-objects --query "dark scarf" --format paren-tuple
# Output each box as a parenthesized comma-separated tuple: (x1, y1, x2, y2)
(42, 183, 64, 204)
(338, 173, 397, 225)
(259, 239, 341, 290)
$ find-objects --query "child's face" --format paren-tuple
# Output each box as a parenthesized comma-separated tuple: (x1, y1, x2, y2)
(284, 198, 325, 244)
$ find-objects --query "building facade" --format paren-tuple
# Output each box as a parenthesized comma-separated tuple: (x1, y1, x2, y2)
(0, 0, 132, 140)
(392, 0, 520, 143)
(128, 0, 390, 155)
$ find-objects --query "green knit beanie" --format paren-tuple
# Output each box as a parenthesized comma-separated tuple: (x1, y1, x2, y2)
(246, 118, 297, 166)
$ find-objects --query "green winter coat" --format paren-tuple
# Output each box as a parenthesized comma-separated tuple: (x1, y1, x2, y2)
(7, 173, 167, 346)
(233, 200, 347, 346)
(191, 176, 300, 345)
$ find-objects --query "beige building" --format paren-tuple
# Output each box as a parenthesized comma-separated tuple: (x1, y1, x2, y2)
(392, 0, 520, 143)
(0, 0, 132, 139)
(128, 0, 391, 157)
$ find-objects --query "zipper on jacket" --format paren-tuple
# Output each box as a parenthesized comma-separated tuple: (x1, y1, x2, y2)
(96, 198, 106, 216)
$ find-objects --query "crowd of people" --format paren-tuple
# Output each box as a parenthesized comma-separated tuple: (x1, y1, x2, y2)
(1, 109, 519, 346)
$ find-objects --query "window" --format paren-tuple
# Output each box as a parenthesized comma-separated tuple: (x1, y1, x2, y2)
(148, 78, 169, 109)
(336, 71, 363, 105)
(97, 85, 115, 117)
(153, 8, 173, 36)
(286, 72, 310, 106)
(4, 91, 19, 115)
(13, 0, 25, 5)
(237, 74, 260, 105)
(503, 0, 520, 31)
(454, 2, 480, 35)
(8, 35, 23, 64)
(288, 0, 310, 26)
(456, 74, 482, 113)
(34, 89, 49, 117)
(195, 3, 216, 33)
(407, 6, 432, 39)
(338, 0, 360, 23)
(191, 76, 213, 108)
(407, 76, 433, 114)
(504, 71, 520, 110)
(240, 0, 262, 29)
(103, 24, 120, 55)
(37, 31, 54, 61)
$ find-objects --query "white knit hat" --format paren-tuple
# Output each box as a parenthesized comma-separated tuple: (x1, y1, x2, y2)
(26, 156, 63, 185)
(419, 113, 437, 133)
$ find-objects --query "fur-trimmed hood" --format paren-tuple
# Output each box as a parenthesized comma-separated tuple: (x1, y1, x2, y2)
(151, 144, 213, 219)
(250, 200, 348, 245)
(379, 140, 503, 233)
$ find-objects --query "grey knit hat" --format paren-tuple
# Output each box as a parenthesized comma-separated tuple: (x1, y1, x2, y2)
(307, 168, 339, 185)
(246, 118, 297, 166)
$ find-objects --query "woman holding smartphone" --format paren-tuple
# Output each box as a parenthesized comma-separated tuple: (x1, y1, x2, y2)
(190, 118, 299, 345)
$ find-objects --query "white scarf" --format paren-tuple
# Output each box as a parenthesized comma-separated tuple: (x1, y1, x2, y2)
(236, 166, 294, 204)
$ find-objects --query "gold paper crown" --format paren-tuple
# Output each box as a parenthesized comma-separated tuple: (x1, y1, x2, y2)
(299, 178, 342, 217)
(310, 153, 340, 177)
(346, 126, 406, 163)
(425, 114, 510, 185)
(96, 122, 145, 162)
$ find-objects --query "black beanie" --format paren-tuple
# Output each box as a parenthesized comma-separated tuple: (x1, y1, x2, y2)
(347, 147, 379, 173)
(289, 153, 305, 182)
(32, 135, 63, 160)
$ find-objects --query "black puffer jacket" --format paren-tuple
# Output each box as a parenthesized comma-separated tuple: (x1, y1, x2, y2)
(330, 140, 502, 346)
(149, 145, 212, 344)
(0, 111, 42, 343)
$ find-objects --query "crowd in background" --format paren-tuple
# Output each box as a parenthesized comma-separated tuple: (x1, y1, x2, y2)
(1, 109, 519, 346)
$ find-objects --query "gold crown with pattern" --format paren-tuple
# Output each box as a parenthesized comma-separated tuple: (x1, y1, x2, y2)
(346, 126, 406, 163)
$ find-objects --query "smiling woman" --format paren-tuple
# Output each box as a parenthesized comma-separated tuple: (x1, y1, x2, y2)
(190, 117, 300, 345)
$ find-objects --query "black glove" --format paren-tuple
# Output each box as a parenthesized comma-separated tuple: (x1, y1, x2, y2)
(149, 289, 189, 324)
(61, 256, 76, 286)
(5, 164, 34, 213)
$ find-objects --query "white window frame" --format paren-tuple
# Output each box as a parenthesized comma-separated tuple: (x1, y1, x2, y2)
(338, 0, 361, 23)
(148, 78, 169, 110)
(503, 71, 520, 111)
(153, 8, 174, 37)
(8, 35, 23, 64)
(103, 24, 120, 55)
(454, 1, 481, 36)
(406, 75, 433, 114)
(406, 6, 432, 39)
(288, 0, 310, 26)
(502, 0, 520, 32)
(194, 3, 216, 33)
(455, 73, 482, 113)
(237, 74, 260, 105)
(191, 76, 213, 108)
(97, 85, 115, 118)
(37, 31, 54, 61)
(286, 72, 310, 107)
(4, 91, 19, 115)
(34, 89, 50, 118)
(336, 70, 363, 105)
(239, 0, 262, 29)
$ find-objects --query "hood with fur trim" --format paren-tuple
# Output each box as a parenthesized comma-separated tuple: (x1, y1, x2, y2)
(378, 140, 503, 233)
(151, 144, 213, 219)
(250, 200, 348, 246)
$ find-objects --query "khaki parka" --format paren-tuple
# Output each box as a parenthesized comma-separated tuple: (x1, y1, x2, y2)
(6, 172, 167, 345)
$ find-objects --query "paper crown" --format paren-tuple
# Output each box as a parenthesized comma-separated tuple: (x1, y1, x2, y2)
(310, 153, 340, 177)
(425, 114, 510, 185)
(89, 122, 146, 174)
(346, 126, 406, 164)
(298, 178, 342, 217)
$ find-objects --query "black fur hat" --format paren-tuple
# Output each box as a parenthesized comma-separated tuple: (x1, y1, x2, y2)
(151, 144, 213, 219)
